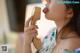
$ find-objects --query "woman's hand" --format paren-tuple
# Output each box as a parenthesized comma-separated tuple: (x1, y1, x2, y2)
(15, 17, 38, 53)
(24, 17, 38, 44)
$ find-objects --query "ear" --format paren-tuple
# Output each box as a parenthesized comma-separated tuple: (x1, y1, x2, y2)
(66, 8, 73, 19)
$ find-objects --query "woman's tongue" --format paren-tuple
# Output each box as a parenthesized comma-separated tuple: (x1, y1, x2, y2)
(43, 7, 49, 14)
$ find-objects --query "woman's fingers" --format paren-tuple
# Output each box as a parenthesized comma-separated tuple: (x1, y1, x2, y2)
(24, 25, 38, 37)
(24, 25, 38, 32)
(24, 17, 39, 43)
(28, 29, 38, 36)
(25, 17, 32, 27)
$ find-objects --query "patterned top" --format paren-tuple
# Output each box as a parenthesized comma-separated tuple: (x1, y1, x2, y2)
(35, 28, 80, 53)
(35, 28, 57, 53)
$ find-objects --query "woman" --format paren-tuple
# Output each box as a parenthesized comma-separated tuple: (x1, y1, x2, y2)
(16, 0, 80, 53)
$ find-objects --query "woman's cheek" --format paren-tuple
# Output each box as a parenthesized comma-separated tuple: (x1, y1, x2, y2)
(50, 5, 67, 21)
(46, 8, 57, 20)
(46, 11, 55, 20)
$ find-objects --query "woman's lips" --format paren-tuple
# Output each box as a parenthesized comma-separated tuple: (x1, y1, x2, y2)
(43, 7, 49, 14)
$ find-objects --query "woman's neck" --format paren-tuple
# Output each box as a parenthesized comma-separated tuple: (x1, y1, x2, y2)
(56, 22, 76, 40)
(56, 22, 65, 33)
(55, 20, 71, 40)
(55, 18, 70, 33)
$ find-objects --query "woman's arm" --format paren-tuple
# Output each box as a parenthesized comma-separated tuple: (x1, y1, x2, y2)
(15, 36, 32, 53)
(15, 17, 39, 53)
(15, 36, 42, 53)
(52, 37, 80, 53)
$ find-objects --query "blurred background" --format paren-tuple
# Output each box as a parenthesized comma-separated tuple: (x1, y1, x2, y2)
(0, 0, 56, 53)
(0, 0, 27, 52)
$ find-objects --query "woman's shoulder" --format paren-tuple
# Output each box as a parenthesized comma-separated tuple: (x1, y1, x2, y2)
(65, 37, 80, 49)
(52, 33, 80, 53)
(61, 32, 80, 50)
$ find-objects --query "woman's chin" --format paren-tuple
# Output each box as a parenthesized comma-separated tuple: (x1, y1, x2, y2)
(45, 15, 55, 21)
(45, 15, 50, 20)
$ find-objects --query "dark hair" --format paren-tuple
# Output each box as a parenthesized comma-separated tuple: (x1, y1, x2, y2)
(63, 0, 80, 36)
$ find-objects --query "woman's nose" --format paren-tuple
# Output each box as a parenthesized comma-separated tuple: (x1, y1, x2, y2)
(43, 7, 49, 13)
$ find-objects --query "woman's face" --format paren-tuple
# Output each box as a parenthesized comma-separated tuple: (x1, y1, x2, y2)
(43, 0, 68, 22)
